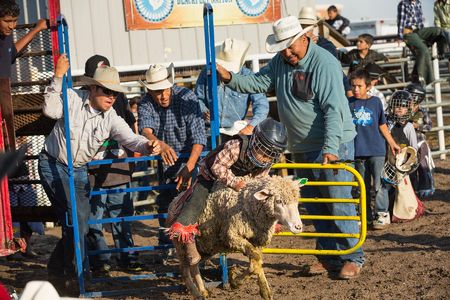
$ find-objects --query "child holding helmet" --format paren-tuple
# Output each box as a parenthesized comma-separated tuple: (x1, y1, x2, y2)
(374, 90, 419, 229)
(167, 118, 288, 265)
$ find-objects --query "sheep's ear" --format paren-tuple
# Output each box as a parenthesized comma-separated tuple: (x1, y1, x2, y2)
(253, 189, 271, 200)
(297, 178, 308, 187)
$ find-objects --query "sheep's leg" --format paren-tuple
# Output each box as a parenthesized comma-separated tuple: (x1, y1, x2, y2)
(190, 264, 209, 298)
(174, 240, 205, 299)
(227, 238, 264, 292)
(252, 248, 273, 300)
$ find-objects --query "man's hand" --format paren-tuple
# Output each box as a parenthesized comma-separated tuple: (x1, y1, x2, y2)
(322, 153, 339, 164)
(233, 180, 246, 192)
(146, 139, 160, 155)
(216, 63, 232, 83)
(175, 165, 194, 191)
(239, 124, 254, 135)
(160, 141, 178, 166)
(54, 54, 70, 78)
(34, 19, 48, 32)
(203, 110, 210, 122)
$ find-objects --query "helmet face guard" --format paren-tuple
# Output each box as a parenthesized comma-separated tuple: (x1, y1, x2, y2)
(248, 133, 282, 168)
(247, 118, 288, 168)
(388, 90, 412, 123)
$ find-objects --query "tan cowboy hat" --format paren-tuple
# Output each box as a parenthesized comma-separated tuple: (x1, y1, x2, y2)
(298, 6, 321, 26)
(140, 63, 175, 91)
(80, 65, 127, 93)
(215, 38, 251, 73)
(265, 16, 315, 53)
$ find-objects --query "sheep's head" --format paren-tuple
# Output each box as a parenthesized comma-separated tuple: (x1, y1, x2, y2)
(250, 176, 304, 234)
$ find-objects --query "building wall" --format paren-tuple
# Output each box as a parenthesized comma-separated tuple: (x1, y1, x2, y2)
(17, 0, 315, 73)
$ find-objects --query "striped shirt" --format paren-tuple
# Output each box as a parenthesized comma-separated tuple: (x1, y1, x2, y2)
(397, 0, 424, 39)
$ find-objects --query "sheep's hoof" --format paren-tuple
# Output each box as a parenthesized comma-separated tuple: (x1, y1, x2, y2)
(200, 289, 209, 298)
(229, 269, 241, 289)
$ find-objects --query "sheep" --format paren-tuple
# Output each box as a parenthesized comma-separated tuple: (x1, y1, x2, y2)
(167, 175, 304, 300)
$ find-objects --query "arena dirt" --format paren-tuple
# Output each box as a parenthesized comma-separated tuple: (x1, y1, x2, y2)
(1, 160, 449, 300)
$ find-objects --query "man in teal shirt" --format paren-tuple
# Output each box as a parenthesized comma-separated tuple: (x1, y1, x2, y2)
(217, 16, 364, 279)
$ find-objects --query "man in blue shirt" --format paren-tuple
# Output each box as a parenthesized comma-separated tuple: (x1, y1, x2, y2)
(195, 38, 268, 140)
(217, 16, 364, 280)
(397, 0, 446, 84)
(139, 63, 206, 245)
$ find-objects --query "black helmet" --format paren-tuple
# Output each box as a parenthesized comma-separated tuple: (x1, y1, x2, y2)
(388, 90, 412, 123)
(405, 83, 426, 105)
(248, 118, 288, 168)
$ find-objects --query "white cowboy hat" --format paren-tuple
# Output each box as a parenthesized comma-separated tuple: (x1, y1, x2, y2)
(19, 281, 82, 300)
(215, 38, 251, 73)
(265, 16, 315, 53)
(80, 65, 127, 93)
(140, 63, 175, 91)
(298, 6, 321, 25)
(219, 120, 248, 136)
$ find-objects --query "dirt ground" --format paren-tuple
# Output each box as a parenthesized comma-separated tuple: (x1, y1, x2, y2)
(1, 159, 449, 300)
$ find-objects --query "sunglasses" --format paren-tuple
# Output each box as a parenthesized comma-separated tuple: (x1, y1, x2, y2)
(96, 86, 119, 97)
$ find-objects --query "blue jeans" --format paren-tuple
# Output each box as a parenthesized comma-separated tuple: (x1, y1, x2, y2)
(293, 141, 365, 266)
(355, 156, 386, 222)
(375, 180, 394, 213)
(88, 183, 137, 268)
(38, 151, 90, 277)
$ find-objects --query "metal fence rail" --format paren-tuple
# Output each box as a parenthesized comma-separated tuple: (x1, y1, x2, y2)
(262, 163, 367, 256)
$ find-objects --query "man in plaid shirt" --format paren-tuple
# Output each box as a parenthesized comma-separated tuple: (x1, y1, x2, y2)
(139, 63, 206, 245)
(397, 0, 446, 84)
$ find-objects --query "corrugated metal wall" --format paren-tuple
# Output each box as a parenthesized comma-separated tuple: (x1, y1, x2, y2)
(17, 0, 315, 73)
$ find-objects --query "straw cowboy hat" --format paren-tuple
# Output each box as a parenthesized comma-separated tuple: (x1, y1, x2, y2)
(265, 16, 315, 53)
(140, 63, 175, 91)
(81, 65, 127, 93)
(215, 38, 251, 73)
(298, 6, 321, 25)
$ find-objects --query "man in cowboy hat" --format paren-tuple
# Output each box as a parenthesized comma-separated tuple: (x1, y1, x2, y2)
(82, 55, 143, 274)
(39, 54, 160, 294)
(194, 38, 268, 141)
(138, 63, 206, 246)
(216, 15, 364, 279)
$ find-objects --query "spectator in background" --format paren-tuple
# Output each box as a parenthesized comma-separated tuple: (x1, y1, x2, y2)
(0, 0, 48, 78)
(39, 55, 159, 294)
(216, 16, 365, 280)
(365, 63, 388, 111)
(298, 6, 353, 97)
(83, 55, 143, 274)
(406, 83, 435, 198)
(341, 34, 388, 75)
(195, 38, 268, 142)
(139, 63, 206, 247)
(397, 0, 446, 85)
(434, 0, 450, 69)
(325, 5, 351, 37)
(348, 69, 400, 225)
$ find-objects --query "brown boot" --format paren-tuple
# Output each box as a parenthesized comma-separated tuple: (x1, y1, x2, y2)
(185, 242, 201, 266)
